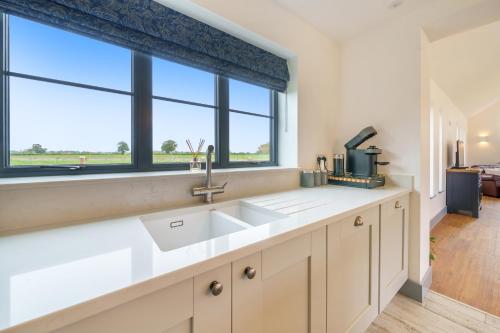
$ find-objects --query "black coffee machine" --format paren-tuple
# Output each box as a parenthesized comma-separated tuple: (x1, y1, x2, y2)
(329, 126, 389, 189)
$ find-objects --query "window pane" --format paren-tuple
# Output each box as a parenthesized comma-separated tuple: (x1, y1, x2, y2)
(153, 100, 215, 164)
(9, 78, 132, 166)
(153, 57, 215, 105)
(9, 16, 131, 91)
(230, 112, 270, 162)
(229, 79, 270, 115)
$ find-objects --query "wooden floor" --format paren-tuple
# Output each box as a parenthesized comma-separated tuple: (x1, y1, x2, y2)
(368, 291, 500, 332)
(430, 196, 500, 317)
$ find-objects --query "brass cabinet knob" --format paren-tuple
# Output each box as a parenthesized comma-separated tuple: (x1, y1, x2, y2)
(209, 281, 223, 296)
(354, 216, 364, 227)
(395, 201, 402, 209)
(244, 266, 257, 279)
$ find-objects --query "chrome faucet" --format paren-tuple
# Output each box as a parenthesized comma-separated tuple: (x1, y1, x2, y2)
(192, 145, 227, 203)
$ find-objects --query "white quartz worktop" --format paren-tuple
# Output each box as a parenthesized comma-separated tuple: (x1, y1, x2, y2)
(0, 185, 410, 333)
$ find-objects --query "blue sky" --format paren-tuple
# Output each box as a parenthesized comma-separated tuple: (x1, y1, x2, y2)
(9, 15, 270, 153)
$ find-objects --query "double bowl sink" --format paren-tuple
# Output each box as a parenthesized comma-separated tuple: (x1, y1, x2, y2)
(140, 201, 287, 252)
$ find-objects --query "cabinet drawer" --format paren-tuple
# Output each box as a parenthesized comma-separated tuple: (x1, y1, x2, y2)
(52, 279, 193, 333)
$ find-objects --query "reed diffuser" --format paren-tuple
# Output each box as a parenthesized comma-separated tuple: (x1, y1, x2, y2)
(187, 139, 205, 172)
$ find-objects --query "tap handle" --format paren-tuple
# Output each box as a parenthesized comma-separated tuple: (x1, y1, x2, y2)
(222, 182, 228, 188)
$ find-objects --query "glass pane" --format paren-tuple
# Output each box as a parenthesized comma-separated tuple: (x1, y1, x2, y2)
(153, 100, 215, 164)
(9, 78, 132, 166)
(230, 112, 270, 162)
(153, 57, 215, 105)
(229, 79, 270, 116)
(9, 15, 131, 91)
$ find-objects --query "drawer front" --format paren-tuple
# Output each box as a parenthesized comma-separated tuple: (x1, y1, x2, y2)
(52, 279, 193, 333)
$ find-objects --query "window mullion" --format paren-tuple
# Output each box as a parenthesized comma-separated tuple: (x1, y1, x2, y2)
(132, 51, 152, 171)
(271, 91, 278, 165)
(216, 76, 229, 167)
(0, 14, 8, 171)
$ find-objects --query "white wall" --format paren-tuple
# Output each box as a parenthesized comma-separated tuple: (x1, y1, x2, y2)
(0, 0, 340, 233)
(467, 101, 500, 165)
(429, 80, 468, 220)
(338, 10, 430, 284)
(336, 0, 486, 284)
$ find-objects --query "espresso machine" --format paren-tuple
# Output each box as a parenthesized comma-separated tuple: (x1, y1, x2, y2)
(329, 126, 389, 189)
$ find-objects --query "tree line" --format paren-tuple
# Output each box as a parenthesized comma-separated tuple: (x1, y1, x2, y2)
(15, 140, 270, 154)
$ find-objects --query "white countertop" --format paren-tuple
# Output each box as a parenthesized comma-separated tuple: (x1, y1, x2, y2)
(0, 185, 410, 333)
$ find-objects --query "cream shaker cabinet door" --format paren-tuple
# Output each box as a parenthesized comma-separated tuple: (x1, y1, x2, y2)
(379, 194, 410, 311)
(327, 207, 380, 333)
(194, 264, 232, 333)
(232, 252, 264, 333)
(260, 229, 327, 333)
(50, 279, 194, 333)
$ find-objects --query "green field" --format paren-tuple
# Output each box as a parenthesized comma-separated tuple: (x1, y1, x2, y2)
(10, 152, 269, 166)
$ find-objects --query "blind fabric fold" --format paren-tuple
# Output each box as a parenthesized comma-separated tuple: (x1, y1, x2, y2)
(0, 0, 289, 91)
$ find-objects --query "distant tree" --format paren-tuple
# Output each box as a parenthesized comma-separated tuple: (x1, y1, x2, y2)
(29, 144, 47, 154)
(256, 143, 269, 154)
(161, 140, 178, 154)
(117, 141, 130, 155)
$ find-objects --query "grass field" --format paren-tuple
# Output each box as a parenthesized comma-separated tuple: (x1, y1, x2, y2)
(10, 152, 270, 166)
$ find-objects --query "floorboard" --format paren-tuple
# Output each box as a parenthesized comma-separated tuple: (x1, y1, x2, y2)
(430, 196, 500, 317)
(368, 292, 500, 333)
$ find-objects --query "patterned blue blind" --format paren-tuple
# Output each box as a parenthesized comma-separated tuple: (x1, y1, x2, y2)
(0, 0, 290, 92)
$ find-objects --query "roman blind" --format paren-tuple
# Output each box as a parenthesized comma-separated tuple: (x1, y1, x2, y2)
(0, 0, 290, 91)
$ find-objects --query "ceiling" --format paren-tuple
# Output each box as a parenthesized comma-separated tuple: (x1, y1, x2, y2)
(430, 19, 500, 117)
(273, 0, 436, 42)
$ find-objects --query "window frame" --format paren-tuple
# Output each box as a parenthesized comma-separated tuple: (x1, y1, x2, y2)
(0, 14, 278, 178)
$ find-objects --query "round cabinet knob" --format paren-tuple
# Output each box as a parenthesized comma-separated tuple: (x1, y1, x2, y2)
(354, 216, 364, 227)
(209, 281, 223, 296)
(395, 201, 402, 209)
(244, 266, 257, 279)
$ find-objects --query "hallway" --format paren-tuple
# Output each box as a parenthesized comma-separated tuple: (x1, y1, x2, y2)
(431, 196, 500, 317)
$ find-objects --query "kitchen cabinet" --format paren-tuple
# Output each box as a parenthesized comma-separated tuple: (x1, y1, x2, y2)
(327, 206, 380, 333)
(232, 229, 327, 333)
(47, 194, 411, 333)
(379, 194, 410, 312)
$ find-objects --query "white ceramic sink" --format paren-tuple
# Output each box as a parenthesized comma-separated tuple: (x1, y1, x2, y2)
(141, 201, 286, 252)
(217, 202, 287, 226)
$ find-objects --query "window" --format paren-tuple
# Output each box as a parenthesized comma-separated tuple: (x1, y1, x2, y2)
(0, 14, 278, 177)
(152, 58, 216, 164)
(229, 79, 273, 162)
(8, 15, 132, 168)
(438, 111, 444, 193)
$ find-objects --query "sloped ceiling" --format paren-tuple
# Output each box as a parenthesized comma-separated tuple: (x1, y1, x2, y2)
(273, 0, 436, 42)
(430, 19, 500, 117)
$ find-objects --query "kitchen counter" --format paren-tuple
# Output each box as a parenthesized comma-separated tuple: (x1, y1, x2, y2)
(0, 185, 410, 333)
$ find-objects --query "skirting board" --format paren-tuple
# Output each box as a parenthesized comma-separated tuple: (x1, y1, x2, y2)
(399, 265, 432, 303)
(430, 207, 447, 230)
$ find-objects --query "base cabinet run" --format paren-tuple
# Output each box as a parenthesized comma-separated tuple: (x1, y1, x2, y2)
(48, 194, 409, 333)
